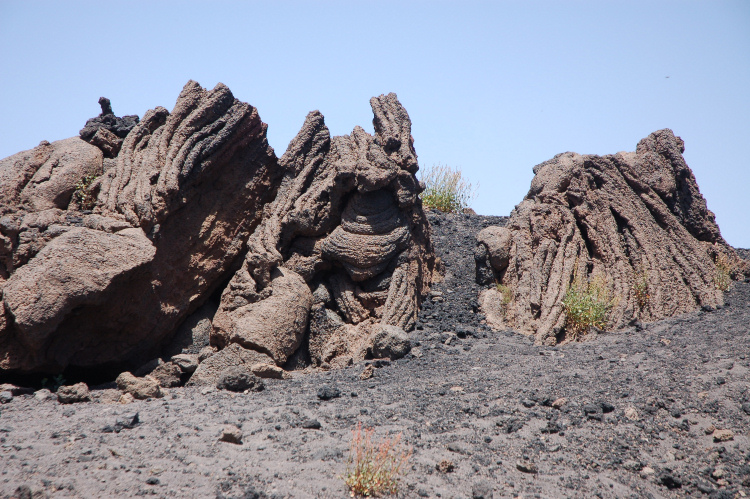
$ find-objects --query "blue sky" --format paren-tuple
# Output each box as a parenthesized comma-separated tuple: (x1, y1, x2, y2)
(1, 1, 748, 246)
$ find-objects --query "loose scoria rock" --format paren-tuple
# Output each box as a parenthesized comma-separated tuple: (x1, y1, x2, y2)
(219, 425, 243, 444)
(216, 367, 264, 392)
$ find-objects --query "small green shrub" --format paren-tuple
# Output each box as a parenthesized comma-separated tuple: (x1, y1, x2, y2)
(344, 423, 411, 497)
(73, 174, 98, 210)
(419, 164, 477, 213)
(496, 283, 513, 317)
(562, 273, 616, 338)
(714, 253, 734, 292)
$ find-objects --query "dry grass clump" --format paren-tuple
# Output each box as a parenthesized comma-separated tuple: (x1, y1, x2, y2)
(344, 423, 411, 497)
(714, 252, 735, 292)
(496, 283, 513, 318)
(562, 273, 616, 339)
(419, 164, 477, 213)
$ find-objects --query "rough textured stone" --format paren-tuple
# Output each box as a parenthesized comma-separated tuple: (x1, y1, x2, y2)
(89, 127, 123, 158)
(56, 382, 91, 404)
(369, 324, 411, 359)
(213, 93, 434, 369)
(0, 137, 102, 215)
(163, 301, 216, 357)
(250, 363, 290, 379)
(212, 266, 312, 365)
(171, 354, 199, 373)
(0, 80, 280, 373)
(115, 371, 163, 399)
(79, 97, 139, 144)
(712, 429, 734, 442)
(219, 424, 243, 444)
(1, 228, 154, 371)
(187, 343, 272, 387)
(148, 362, 182, 388)
(216, 367, 264, 392)
(477, 129, 748, 344)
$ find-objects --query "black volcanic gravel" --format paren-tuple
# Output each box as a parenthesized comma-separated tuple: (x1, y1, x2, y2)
(0, 212, 748, 499)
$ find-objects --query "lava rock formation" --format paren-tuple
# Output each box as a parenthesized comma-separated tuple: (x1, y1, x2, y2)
(0, 81, 279, 372)
(0, 83, 433, 378)
(211, 94, 434, 370)
(476, 129, 748, 345)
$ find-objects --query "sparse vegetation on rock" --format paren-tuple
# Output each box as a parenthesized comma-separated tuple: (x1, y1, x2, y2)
(419, 164, 476, 213)
(562, 273, 616, 338)
(72, 173, 98, 210)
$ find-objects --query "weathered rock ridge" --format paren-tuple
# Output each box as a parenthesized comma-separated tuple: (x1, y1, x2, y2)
(0, 81, 279, 372)
(476, 129, 748, 345)
(210, 94, 434, 370)
(0, 84, 432, 377)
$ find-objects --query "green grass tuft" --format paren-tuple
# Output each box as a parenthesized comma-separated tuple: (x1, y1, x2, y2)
(562, 273, 616, 339)
(419, 164, 477, 213)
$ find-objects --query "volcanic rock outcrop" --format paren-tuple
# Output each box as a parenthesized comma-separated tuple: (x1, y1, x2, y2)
(211, 94, 434, 369)
(79, 97, 140, 158)
(0, 81, 279, 372)
(476, 129, 748, 345)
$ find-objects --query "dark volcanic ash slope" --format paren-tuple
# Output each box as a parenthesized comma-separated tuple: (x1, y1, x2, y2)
(1, 211, 748, 499)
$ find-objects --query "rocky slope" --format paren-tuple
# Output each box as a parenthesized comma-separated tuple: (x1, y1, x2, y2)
(0, 211, 748, 499)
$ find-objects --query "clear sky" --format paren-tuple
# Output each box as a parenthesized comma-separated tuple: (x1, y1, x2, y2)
(1, 1, 748, 247)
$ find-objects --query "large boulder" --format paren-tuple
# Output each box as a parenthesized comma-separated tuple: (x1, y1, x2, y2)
(0, 137, 104, 214)
(0, 80, 281, 372)
(212, 94, 434, 368)
(477, 129, 748, 345)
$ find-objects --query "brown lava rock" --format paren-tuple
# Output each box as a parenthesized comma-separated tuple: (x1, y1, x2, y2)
(212, 93, 434, 369)
(0, 80, 280, 373)
(477, 129, 748, 344)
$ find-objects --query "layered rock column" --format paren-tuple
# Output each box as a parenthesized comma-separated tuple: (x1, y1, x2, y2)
(212, 93, 434, 369)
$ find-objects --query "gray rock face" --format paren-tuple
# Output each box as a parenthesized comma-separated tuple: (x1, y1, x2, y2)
(212, 94, 434, 369)
(477, 129, 749, 345)
(369, 324, 411, 360)
(216, 367, 264, 392)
